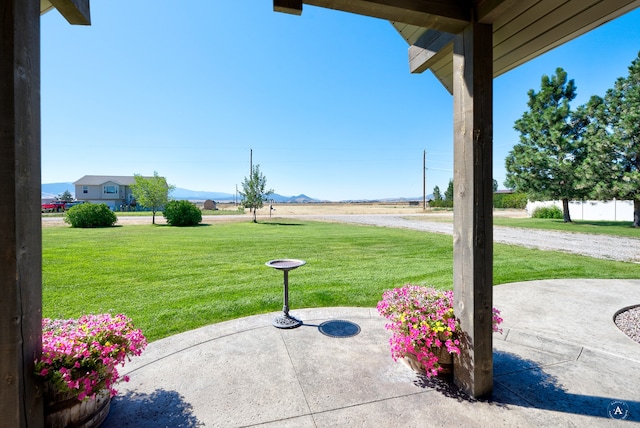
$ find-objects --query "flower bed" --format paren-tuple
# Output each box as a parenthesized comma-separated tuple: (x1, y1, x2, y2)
(36, 313, 147, 401)
(377, 285, 503, 377)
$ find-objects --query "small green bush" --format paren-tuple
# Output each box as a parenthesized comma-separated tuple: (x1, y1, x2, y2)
(429, 200, 453, 208)
(503, 193, 528, 209)
(494, 192, 528, 209)
(532, 205, 564, 219)
(64, 203, 117, 228)
(163, 200, 202, 226)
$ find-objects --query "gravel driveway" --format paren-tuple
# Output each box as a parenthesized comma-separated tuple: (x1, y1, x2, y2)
(279, 214, 640, 263)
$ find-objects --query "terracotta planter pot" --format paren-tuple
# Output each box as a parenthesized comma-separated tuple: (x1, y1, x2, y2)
(44, 386, 111, 428)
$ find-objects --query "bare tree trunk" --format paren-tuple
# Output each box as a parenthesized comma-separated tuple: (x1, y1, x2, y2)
(562, 198, 572, 223)
(634, 199, 640, 228)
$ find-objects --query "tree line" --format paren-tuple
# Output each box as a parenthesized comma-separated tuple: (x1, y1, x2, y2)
(505, 52, 640, 226)
(430, 179, 526, 209)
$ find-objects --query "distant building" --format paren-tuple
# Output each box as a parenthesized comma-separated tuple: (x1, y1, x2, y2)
(73, 175, 151, 210)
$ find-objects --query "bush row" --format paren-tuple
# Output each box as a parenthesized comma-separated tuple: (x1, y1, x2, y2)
(64, 201, 202, 228)
(429, 192, 528, 209)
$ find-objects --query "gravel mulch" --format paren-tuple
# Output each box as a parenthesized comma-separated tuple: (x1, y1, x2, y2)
(616, 306, 640, 345)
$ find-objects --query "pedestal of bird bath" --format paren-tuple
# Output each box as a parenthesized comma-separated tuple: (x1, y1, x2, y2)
(266, 259, 306, 329)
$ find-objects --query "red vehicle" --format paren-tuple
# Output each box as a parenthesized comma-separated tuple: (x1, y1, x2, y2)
(41, 201, 67, 213)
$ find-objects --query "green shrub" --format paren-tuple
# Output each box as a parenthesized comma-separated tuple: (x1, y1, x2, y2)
(503, 193, 528, 209)
(64, 203, 117, 228)
(163, 200, 202, 226)
(494, 192, 528, 209)
(429, 200, 453, 208)
(532, 205, 563, 219)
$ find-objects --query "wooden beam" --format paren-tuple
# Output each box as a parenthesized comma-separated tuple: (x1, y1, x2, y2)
(428, 52, 454, 94)
(50, 0, 91, 25)
(409, 29, 454, 74)
(305, 0, 471, 33)
(40, 0, 55, 15)
(274, 0, 303, 15)
(0, 0, 44, 425)
(452, 19, 494, 398)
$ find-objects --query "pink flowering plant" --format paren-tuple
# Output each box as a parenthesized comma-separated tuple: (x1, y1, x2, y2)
(35, 313, 147, 401)
(377, 285, 503, 377)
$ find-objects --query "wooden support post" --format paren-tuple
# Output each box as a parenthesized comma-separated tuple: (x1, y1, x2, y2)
(0, 0, 44, 425)
(452, 20, 494, 398)
(274, 0, 303, 15)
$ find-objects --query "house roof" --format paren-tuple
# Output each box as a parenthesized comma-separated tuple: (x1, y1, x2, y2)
(73, 175, 141, 186)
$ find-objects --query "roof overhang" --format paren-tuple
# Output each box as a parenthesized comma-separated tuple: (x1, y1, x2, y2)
(40, 0, 91, 25)
(395, 0, 640, 93)
(275, 0, 640, 94)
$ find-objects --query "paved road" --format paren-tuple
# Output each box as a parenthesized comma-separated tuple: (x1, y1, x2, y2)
(278, 214, 640, 263)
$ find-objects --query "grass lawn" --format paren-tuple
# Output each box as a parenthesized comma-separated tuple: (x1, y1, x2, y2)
(43, 220, 640, 342)
(493, 217, 640, 238)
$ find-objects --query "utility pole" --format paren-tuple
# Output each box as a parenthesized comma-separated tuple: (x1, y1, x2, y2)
(423, 150, 427, 210)
(249, 149, 253, 213)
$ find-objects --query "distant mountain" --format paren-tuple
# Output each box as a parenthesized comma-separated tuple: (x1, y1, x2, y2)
(42, 182, 75, 199)
(171, 188, 235, 201)
(270, 194, 319, 203)
(43, 183, 427, 203)
(172, 189, 320, 203)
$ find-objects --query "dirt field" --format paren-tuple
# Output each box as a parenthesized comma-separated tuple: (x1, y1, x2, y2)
(220, 202, 526, 217)
(229, 202, 429, 216)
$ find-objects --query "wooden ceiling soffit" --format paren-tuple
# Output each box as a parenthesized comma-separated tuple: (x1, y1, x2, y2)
(492, 0, 640, 76)
(274, 0, 472, 34)
(394, 0, 640, 94)
(41, 0, 91, 25)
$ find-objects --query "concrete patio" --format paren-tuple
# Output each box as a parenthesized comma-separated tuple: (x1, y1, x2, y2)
(103, 279, 640, 427)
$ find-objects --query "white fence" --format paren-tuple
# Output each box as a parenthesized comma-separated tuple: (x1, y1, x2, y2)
(526, 200, 634, 221)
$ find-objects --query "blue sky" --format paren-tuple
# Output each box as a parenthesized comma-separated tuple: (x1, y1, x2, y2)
(41, 2, 640, 201)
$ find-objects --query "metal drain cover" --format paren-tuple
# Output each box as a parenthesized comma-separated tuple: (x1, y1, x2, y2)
(318, 320, 361, 338)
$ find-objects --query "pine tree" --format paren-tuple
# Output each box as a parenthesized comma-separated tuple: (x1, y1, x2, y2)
(581, 53, 640, 226)
(505, 68, 587, 222)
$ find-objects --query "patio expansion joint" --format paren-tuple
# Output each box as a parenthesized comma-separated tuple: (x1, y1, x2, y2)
(493, 378, 538, 408)
(296, 391, 434, 422)
(278, 328, 315, 424)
